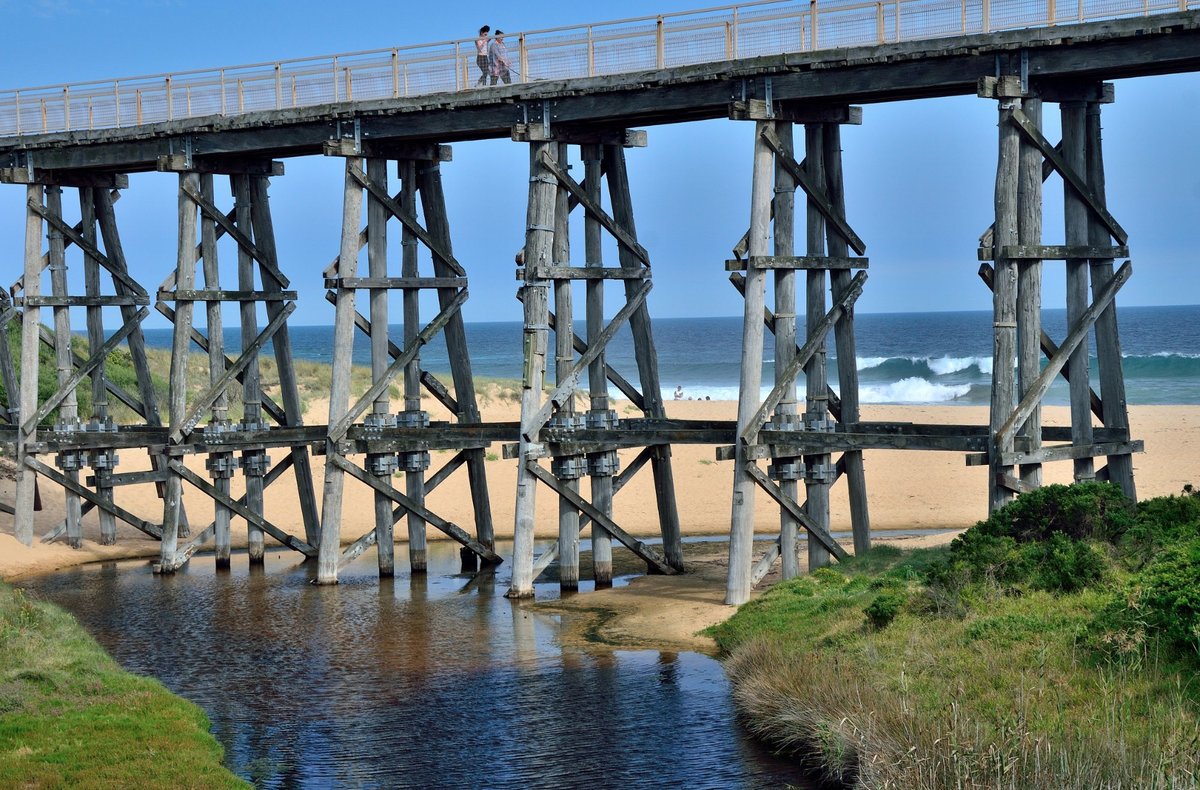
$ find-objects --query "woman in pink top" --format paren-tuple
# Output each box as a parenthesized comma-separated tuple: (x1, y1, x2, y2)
(474, 25, 490, 87)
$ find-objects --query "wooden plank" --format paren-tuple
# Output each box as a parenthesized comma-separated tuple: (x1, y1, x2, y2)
(168, 460, 317, 557)
(751, 541, 782, 587)
(180, 180, 290, 288)
(26, 199, 147, 297)
(330, 454, 502, 564)
(25, 456, 163, 539)
(1015, 97, 1044, 491)
(998, 261, 1132, 446)
(233, 174, 266, 562)
(2, 169, 128, 188)
(745, 463, 848, 560)
(519, 265, 649, 280)
(156, 155, 284, 176)
(1007, 107, 1128, 245)
(324, 277, 465, 289)
(526, 463, 675, 575)
(760, 124, 867, 256)
(996, 244, 1128, 260)
(162, 289, 297, 301)
(725, 255, 867, 271)
(368, 156, 397, 577)
(967, 440, 1145, 467)
(20, 295, 147, 307)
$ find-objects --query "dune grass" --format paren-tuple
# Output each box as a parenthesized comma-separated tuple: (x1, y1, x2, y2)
(709, 484, 1200, 789)
(0, 582, 246, 789)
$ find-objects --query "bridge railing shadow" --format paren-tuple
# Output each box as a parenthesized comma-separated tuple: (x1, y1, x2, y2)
(0, 0, 1194, 138)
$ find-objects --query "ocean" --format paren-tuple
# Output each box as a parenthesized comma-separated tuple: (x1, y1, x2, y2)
(142, 304, 1200, 406)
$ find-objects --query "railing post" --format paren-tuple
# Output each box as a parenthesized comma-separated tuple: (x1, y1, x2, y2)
(14, 90, 21, 135)
(588, 26, 596, 75)
(292, 75, 298, 107)
(333, 56, 340, 102)
(962, 0, 968, 33)
(983, 0, 991, 32)
(275, 63, 283, 110)
(63, 87, 71, 131)
(186, 86, 192, 117)
(136, 90, 143, 125)
(895, 0, 902, 41)
(1077, 0, 1083, 23)
(41, 98, 47, 132)
(344, 67, 352, 101)
(88, 97, 94, 130)
(733, 8, 740, 57)
(519, 34, 529, 83)
(166, 76, 173, 121)
(238, 79, 245, 114)
(877, 1, 885, 42)
(404, 63, 410, 96)
(656, 16, 665, 68)
(220, 70, 226, 116)
(811, 0, 819, 50)
(455, 41, 463, 91)
(392, 50, 400, 98)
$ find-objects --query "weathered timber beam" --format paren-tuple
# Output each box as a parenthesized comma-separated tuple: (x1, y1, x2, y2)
(517, 265, 649, 280)
(24, 456, 163, 539)
(19, 295, 147, 308)
(725, 256, 867, 271)
(967, 440, 1144, 468)
(744, 463, 847, 560)
(997, 260, 1131, 446)
(162, 289, 298, 302)
(26, 199, 146, 296)
(525, 462, 674, 575)
(180, 181, 290, 288)
(978, 244, 1128, 261)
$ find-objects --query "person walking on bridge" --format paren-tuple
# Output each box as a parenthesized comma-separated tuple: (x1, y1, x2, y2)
(474, 25, 491, 86)
(488, 29, 512, 85)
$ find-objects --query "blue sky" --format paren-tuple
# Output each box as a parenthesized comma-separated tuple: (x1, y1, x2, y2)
(1, 0, 1196, 328)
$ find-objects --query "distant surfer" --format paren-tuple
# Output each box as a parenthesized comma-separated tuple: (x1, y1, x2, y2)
(673, 385, 684, 400)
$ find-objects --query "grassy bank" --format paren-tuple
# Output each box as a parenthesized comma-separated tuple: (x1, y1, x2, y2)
(0, 582, 247, 788)
(709, 483, 1200, 789)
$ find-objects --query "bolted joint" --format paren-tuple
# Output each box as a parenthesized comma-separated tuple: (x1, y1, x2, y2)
(396, 450, 430, 474)
(805, 462, 837, 485)
(548, 412, 587, 432)
(587, 450, 620, 477)
(395, 410, 430, 429)
(55, 451, 86, 472)
(367, 453, 400, 476)
(89, 449, 119, 471)
(768, 458, 806, 482)
(803, 414, 836, 433)
(205, 453, 240, 479)
(551, 455, 587, 480)
(585, 409, 620, 430)
(241, 450, 270, 478)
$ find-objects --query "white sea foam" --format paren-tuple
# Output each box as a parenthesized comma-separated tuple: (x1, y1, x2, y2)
(925, 356, 981, 376)
(861, 377, 972, 404)
(857, 356, 890, 371)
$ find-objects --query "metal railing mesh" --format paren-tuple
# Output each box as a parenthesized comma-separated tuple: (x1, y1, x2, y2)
(0, 0, 1194, 138)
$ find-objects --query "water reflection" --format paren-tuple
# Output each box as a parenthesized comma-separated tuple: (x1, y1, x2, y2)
(20, 543, 811, 789)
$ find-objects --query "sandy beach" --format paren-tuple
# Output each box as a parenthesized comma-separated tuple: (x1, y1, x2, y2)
(2, 400, 1195, 585)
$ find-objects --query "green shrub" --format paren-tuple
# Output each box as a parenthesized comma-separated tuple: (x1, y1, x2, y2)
(973, 482, 1136, 544)
(1027, 532, 1107, 593)
(863, 591, 906, 629)
(1120, 489, 1200, 570)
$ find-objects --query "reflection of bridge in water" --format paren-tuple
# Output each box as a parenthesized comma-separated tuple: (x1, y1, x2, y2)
(1, 1, 1197, 603)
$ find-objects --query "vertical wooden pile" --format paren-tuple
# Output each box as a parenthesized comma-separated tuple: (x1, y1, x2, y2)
(978, 75, 1138, 508)
(507, 121, 682, 599)
(724, 100, 869, 606)
(154, 156, 320, 572)
(1, 168, 165, 549)
(317, 141, 499, 585)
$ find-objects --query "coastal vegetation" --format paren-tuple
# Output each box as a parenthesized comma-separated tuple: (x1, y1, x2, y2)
(709, 482, 1200, 788)
(0, 580, 246, 788)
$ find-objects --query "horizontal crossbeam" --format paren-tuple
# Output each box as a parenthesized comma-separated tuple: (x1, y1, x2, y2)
(725, 256, 867, 271)
(744, 463, 847, 560)
(979, 244, 1129, 261)
(518, 265, 649, 280)
(24, 456, 162, 539)
(161, 289, 298, 302)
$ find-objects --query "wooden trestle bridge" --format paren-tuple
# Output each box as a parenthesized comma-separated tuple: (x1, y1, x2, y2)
(1, 1, 1197, 604)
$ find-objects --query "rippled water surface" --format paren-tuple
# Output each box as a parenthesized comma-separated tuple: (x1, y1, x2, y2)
(21, 543, 814, 789)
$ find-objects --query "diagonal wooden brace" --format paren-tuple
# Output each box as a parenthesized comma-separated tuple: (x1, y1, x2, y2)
(27, 200, 147, 297)
(180, 181, 290, 288)
(745, 271, 867, 444)
(329, 287, 468, 442)
(745, 463, 847, 561)
(24, 307, 150, 434)
(169, 301, 295, 444)
(526, 462, 675, 575)
(346, 162, 466, 277)
(25, 456, 163, 539)
(537, 150, 651, 267)
(168, 460, 316, 557)
(761, 125, 867, 256)
(997, 260, 1132, 447)
(330, 454, 502, 564)
(524, 279, 651, 441)
(1005, 109, 1128, 245)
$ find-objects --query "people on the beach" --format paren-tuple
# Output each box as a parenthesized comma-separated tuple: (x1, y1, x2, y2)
(489, 30, 512, 85)
(474, 26, 491, 87)
(674, 385, 684, 400)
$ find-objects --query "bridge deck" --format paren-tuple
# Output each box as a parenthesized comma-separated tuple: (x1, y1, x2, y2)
(2, 10, 1198, 173)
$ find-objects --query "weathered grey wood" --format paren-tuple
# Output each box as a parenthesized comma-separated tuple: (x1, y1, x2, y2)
(1086, 100, 1136, 500)
(604, 143, 683, 573)
(180, 180, 289, 288)
(13, 186, 43, 542)
(160, 171, 200, 570)
(317, 159, 363, 585)
(248, 176, 322, 554)
(0, 294, 19, 427)
(79, 187, 115, 543)
(20, 295, 146, 308)
(989, 95, 1021, 512)
(526, 463, 675, 576)
(551, 142, 581, 591)
(162, 289, 297, 301)
(509, 140, 556, 599)
(1061, 101, 1096, 483)
(41, 187, 85, 551)
(518, 265, 649, 280)
(772, 121, 801, 580)
(582, 143, 614, 586)
(999, 261, 1132, 446)
(25, 456, 163, 540)
(544, 304, 645, 410)
(198, 174, 234, 568)
(368, 156, 397, 577)
(1016, 97, 1044, 490)
(823, 122, 871, 557)
(400, 159, 428, 574)
(325, 277, 465, 289)
(420, 158, 494, 570)
(25, 199, 146, 298)
(1007, 108, 1128, 245)
(991, 244, 1128, 260)
(725, 256, 867, 271)
(232, 175, 266, 562)
(727, 122, 774, 606)
(745, 463, 847, 560)
(751, 540, 783, 586)
(802, 124, 832, 571)
(539, 149, 651, 266)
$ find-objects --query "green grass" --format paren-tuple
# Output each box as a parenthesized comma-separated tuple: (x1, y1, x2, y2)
(709, 486, 1200, 789)
(0, 582, 247, 789)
